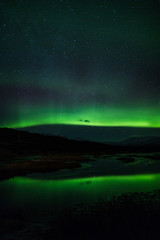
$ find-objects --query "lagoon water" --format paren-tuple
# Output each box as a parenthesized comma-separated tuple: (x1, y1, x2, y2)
(0, 154, 160, 219)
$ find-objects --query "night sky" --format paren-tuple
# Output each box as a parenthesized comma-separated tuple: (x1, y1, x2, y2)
(0, 0, 160, 129)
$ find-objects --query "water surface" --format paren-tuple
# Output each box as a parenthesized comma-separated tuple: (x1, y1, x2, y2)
(0, 154, 160, 219)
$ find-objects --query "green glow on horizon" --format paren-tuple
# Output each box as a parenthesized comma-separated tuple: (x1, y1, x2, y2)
(14, 173, 159, 184)
(3, 105, 160, 128)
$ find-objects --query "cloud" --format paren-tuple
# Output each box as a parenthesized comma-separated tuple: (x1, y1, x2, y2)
(79, 119, 90, 123)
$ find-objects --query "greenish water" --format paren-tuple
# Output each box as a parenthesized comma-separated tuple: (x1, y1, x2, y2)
(1, 154, 160, 219)
(0, 173, 160, 219)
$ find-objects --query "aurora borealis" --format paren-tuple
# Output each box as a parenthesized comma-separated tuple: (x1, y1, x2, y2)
(0, 0, 160, 129)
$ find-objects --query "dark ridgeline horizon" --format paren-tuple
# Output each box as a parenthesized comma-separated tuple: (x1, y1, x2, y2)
(17, 124, 160, 142)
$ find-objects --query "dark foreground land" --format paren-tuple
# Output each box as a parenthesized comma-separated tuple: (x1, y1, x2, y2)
(0, 128, 160, 239)
(0, 190, 160, 240)
(0, 127, 160, 180)
(0, 127, 106, 180)
(43, 190, 160, 240)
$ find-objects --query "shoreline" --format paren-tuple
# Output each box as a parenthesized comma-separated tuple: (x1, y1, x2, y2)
(0, 154, 85, 181)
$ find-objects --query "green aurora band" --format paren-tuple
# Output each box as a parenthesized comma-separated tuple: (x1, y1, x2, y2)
(1, 1, 160, 130)
(4, 105, 160, 128)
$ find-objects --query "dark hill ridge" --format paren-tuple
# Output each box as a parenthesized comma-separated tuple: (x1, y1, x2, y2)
(0, 127, 110, 153)
(0, 128, 159, 156)
(120, 136, 160, 146)
(18, 124, 160, 142)
(107, 136, 160, 146)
